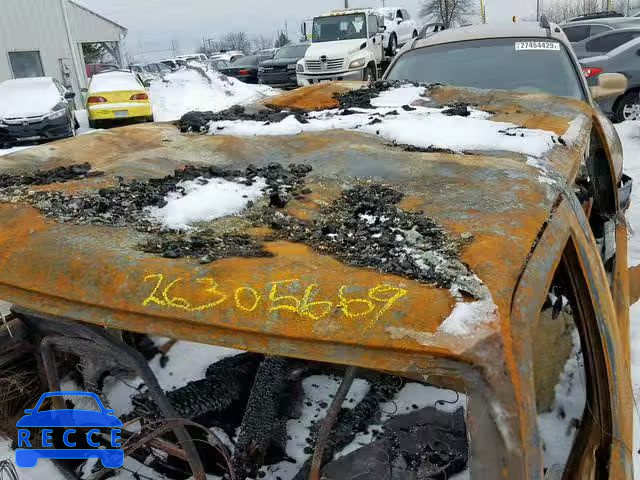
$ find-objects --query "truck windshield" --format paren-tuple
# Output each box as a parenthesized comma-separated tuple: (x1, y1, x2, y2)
(386, 38, 586, 100)
(313, 13, 367, 42)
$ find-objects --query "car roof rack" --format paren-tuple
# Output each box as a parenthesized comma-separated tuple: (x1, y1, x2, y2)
(567, 11, 625, 22)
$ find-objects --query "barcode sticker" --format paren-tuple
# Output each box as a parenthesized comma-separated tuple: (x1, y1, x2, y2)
(515, 41, 561, 51)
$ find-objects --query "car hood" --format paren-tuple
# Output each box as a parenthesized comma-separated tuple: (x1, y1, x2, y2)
(305, 40, 368, 58)
(0, 82, 60, 118)
(260, 57, 300, 67)
(16, 410, 123, 428)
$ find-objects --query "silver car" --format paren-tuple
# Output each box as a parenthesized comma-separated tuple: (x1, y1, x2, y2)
(571, 27, 640, 58)
(581, 35, 640, 121)
(561, 17, 640, 42)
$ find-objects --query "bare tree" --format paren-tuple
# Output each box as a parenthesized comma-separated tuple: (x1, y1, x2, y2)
(419, 0, 474, 28)
(253, 35, 275, 52)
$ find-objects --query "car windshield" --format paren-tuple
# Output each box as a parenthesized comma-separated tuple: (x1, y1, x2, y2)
(386, 38, 585, 100)
(232, 55, 259, 66)
(380, 9, 394, 20)
(274, 45, 308, 58)
(313, 13, 367, 42)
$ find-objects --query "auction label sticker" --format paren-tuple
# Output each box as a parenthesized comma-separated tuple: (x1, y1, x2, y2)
(515, 41, 561, 51)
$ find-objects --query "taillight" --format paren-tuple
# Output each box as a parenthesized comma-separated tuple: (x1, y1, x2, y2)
(130, 93, 149, 100)
(238, 69, 250, 75)
(87, 96, 107, 103)
(582, 67, 603, 79)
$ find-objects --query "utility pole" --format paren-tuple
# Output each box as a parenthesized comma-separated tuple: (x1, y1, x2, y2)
(480, 0, 486, 23)
(344, 0, 349, 8)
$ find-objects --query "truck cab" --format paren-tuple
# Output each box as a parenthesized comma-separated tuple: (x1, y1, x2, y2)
(297, 9, 384, 86)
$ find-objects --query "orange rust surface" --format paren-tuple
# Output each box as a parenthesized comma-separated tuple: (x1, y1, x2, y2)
(264, 81, 363, 111)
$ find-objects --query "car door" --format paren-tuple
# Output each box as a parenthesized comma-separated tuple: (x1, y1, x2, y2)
(395, 9, 408, 44)
(585, 31, 640, 56)
(402, 10, 415, 38)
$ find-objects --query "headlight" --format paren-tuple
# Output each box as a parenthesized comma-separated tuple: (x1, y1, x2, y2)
(48, 102, 67, 120)
(287, 64, 297, 70)
(296, 63, 304, 73)
(349, 58, 365, 69)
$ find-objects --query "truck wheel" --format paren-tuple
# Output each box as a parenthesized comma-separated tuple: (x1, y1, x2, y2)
(386, 34, 398, 56)
(363, 65, 377, 83)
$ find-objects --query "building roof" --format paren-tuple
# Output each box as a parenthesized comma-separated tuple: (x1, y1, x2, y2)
(68, 0, 127, 32)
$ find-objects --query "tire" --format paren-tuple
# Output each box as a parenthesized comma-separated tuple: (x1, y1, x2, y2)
(146, 115, 155, 123)
(386, 34, 398, 57)
(363, 64, 377, 83)
(614, 90, 640, 123)
(89, 118, 99, 129)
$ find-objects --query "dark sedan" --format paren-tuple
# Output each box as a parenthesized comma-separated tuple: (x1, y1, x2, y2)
(0, 77, 77, 148)
(220, 55, 263, 83)
(258, 43, 310, 88)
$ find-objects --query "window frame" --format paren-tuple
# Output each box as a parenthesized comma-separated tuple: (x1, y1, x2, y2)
(8, 50, 45, 78)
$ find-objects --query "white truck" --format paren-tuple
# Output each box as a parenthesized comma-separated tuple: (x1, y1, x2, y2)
(377, 7, 420, 56)
(297, 9, 385, 86)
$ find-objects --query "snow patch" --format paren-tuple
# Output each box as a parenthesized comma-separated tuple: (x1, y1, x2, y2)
(207, 88, 559, 157)
(149, 68, 277, 122)
(370, 84, 426, 107)
(147, 177, 266, 230)
(439, 283, 497, 336)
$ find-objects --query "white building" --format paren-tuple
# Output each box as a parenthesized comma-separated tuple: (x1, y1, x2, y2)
(0, 0, 126, 102)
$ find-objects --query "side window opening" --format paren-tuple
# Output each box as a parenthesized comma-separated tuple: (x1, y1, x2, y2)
(574, 129, 618, 280)
(535, 243, 613, 478)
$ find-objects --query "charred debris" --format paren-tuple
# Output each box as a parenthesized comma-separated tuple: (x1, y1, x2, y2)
(125, 351, 469, 480)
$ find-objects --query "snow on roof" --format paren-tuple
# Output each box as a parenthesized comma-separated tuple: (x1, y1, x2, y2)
(0, 77, 61, 118)
(68, 0, 127, 32)
(204, 84, 559, 158)
(147, 177, 267, 230)
(89, 71, 143, 93)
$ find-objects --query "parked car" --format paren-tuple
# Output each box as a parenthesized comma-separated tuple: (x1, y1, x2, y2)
(419, 22, 447, 38)
(175, 53, 208, 63)
(130, 62, 173, 83)
(207, 59, 231, 71)
(210, 51, 245, 63)
(258, 43, 310, 88)
(160, 59, 187, 71)
(378, 7, 419, 56)
(219, 55, 263, 83)
(571, 27, 640, 58)
(254, 48, 279, 59)
(0, 77, 77, 147)
(566, 10, 625, 22)
(146, 62, 173, 76)
(86, 70, 153, 128)
(561, 17, 640, 42)
(85, 63, 118, 78)
(580, 36, 640, 121)
(297, 8, 384, 86)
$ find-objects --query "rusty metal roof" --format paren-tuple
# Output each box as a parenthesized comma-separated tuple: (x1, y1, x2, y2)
(0, 84, 592, 374)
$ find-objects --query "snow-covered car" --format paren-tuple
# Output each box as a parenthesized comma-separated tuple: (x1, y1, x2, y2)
(297, 8, 385, 86)
(378, 7, 419, 56)
(176, 53, 208, 63)
(86, 70, 153, 128)
(0, 77, 77, 148)
(210, 51, 246, 63)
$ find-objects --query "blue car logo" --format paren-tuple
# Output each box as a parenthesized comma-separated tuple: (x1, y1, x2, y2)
(15, 391, 124, 469)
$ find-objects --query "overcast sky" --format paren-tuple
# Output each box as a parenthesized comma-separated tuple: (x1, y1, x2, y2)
(80, 0, 538, 62)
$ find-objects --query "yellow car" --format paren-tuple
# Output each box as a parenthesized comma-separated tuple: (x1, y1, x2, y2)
(86, 70, 153, 128)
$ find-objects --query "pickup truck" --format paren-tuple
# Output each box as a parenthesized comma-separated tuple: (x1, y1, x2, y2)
(0, 77, 634, 479)
(297, 8, 385, 85)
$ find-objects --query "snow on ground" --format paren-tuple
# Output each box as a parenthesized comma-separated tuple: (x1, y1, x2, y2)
(149, 68, 277, 122)
(147, 177, 267, 230)
(206, 90, 559, 158)
(615, 121, 640, 477)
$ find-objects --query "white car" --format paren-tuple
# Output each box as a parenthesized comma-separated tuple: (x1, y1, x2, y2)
(378, 7, 419, 56)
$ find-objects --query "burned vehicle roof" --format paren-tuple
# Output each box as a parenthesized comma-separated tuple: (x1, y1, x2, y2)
(0, 82, 594, 375)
